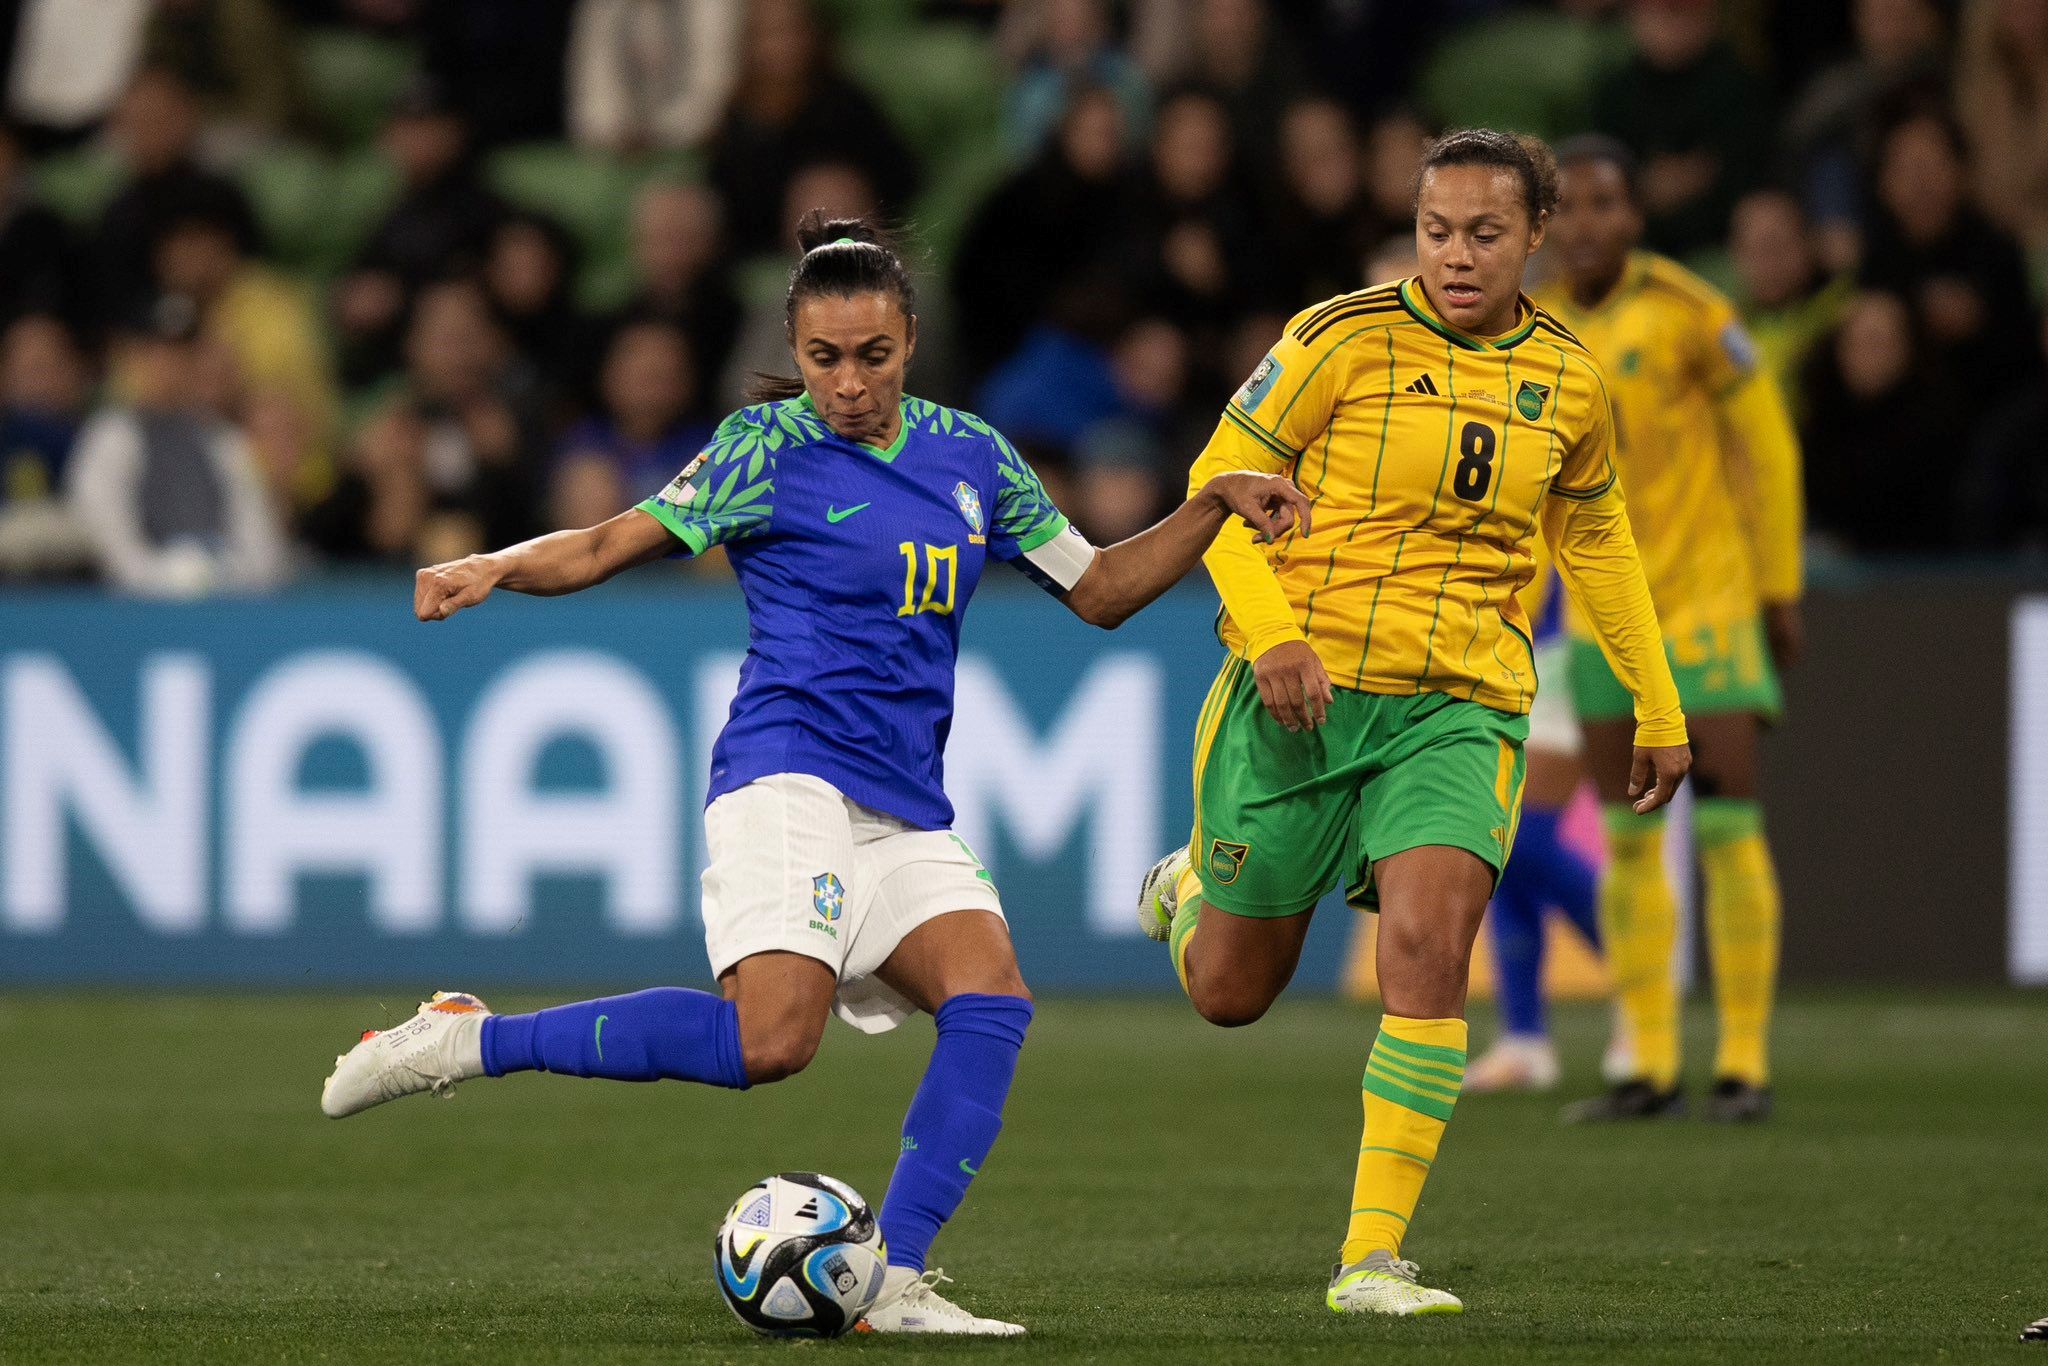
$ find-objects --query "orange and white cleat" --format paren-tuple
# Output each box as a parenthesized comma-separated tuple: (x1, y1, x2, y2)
(320, 992, 492, 1119)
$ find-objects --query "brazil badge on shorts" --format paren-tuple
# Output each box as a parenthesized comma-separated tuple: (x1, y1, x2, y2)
(810, 872, 845, 938)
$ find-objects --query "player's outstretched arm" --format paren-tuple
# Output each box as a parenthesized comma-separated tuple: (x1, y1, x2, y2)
(414, 507, 675, 621)
(1063, 472, 1311, 631)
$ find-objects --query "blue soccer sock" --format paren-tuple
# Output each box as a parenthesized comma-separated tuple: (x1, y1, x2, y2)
(878, 993, 1033, 1273)
(1489, 805, 1600, 1038)
(480, 987, 749, 1089)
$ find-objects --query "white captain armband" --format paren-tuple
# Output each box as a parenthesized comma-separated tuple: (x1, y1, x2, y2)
(1014, 521, 1098, 596)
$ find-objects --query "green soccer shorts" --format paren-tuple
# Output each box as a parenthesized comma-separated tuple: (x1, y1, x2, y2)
(1569, 614, 1783, 723)
(1188, 656, 1529, 917)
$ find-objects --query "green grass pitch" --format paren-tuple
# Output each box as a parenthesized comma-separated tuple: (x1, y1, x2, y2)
(3, 991, 2044, 1363)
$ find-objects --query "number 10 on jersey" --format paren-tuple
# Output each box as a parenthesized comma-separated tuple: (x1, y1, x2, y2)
(898, 541, 958, 617)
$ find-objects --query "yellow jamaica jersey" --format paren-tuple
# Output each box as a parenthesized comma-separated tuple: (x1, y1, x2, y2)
(1534, 252, 1803, 640)
(1190, 277, 1685, 746)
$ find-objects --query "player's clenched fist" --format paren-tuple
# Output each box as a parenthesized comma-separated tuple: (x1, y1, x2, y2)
(415, 555, 502, 621)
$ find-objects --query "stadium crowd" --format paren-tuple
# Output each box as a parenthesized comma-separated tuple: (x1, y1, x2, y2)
(0, 0, 2044, 594)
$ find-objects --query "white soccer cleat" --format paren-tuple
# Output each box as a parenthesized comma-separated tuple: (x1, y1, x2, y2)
(857, 1267, 1024, 1337)
(1463, 1035, 1561, 1093)
(1327, 1251, 1463, 1316)
(320, 992, 492, 1119)
(1137, 846, 1191, 942)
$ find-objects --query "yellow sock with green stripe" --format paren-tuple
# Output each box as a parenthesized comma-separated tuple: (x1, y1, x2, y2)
(1343, 1016, 1466, 1263)
(1601, 806, 1680, 1090)
(1169, 866, 1204, 994)
(1696, 798, 1779, 1087)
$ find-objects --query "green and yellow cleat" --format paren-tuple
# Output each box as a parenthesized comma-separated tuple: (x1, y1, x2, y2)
(1136, 846, 1190, 942)
(1326, 1251, 1463, 1316)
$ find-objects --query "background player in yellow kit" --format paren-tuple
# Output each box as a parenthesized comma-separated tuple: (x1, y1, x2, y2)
(1536, 136, 1805, 1126)
(1134, 130, 1691, 1315)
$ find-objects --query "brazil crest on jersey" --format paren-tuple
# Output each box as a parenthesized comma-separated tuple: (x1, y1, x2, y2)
(636, 393, 1092, 829)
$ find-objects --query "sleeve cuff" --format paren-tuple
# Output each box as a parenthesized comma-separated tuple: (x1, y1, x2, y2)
(1012, 512, 1070, 555)
(634, 498, 708, 556)
(1242, 621, 1309, 660)
(1632, 717, 1690, 748)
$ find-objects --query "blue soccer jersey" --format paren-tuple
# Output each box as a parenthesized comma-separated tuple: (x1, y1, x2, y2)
(635, 393, 1096, 829)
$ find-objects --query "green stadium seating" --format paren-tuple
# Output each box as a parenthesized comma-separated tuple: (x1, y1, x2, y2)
(485, 143, 704, 312)
(31, 146, 124, 227)
(1418, 12, 1630, 141)
(298, 28, 420, 147)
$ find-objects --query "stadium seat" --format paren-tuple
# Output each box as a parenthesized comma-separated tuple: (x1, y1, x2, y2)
(298, 28, 422, 147)
(486, 143, 703, 311)
(1417, 12, 1630, 142)
(31, 146, 124, 227)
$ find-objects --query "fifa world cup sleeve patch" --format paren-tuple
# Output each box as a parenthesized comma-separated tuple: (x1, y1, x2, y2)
(1234, 354, 1285, 414)
(652, 448, 713, 508)
(1719, 321, 1759, 376)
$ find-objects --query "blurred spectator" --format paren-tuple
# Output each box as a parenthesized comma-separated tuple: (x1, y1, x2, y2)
(1364, 109, 1432, 232)
(419, 0, 573, 149)
(1860, 109, 2040, 401)
(1140, 0, 1307, 165)
(1959, 307, 2048, 552)
(551, 321, 712, 529)
(1592, 0, 1772, 255)
(481, 212, 601, 404)
(308, 280, 542, 562)
(1782, 0, 1949, 237)
(1957, 0, 2048, 266)
(569, 0, 742, 156)
(93, 67, 261, 330)
(152, 206, 340, 509)
(334, 83, 508, 387)
(0, 314, 96, 580)
(1071, 317, 1210, 541)
(0, 120, 82, 332)
(997, 0, 1149, 157)
(720, 160, 881, 407)
(66, 295, 287, 594)
(975, 322, 1120, 467)
(1729, 189, 1852, 417)
(1115, 86, 1267, 339)
(1365, 234, 1419, 288)
(1799, 290, 1961, 554)
(953, 84, 1129, 380)
(707, 0, 922, 257)
(1416, 0, 1630, 141)
(616, 181, 743, 408)
(1267, 97, 1378, 307)
(4, 0, 151, 138)
(140, 0, 306, 150)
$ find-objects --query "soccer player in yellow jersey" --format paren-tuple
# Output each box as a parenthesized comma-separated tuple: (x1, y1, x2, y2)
(1133, 130, 1692, 1315)
(1536, 136, 1804, 1126)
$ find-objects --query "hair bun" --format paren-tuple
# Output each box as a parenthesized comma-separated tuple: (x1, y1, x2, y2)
(794, 210, 879, 253)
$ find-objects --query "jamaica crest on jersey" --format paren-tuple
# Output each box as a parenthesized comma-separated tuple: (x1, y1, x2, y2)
(952, 480, 985, 535)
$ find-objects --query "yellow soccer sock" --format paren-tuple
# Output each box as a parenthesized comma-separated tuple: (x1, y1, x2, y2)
(1169, 866, 1205, 994)
(1600, 807, 1680, 1090)
(1343, 1016, 1466, 1263)
(1696, 799, 1780, 1087)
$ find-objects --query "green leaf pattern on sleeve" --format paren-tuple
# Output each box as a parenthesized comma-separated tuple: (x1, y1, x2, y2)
(988, 430, 1064, 549)
(640, 401, 816, 549)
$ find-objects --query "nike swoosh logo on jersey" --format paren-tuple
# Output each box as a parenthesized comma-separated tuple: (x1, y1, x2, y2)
(826, 503, 870, 522)
(594, 1014, 607, 1060)
(958, 1158, 980, 1175)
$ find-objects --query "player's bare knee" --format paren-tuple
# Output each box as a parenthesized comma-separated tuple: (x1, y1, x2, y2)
(742, 1028, 820, 1085)
(1191, 980, 1274, 1028)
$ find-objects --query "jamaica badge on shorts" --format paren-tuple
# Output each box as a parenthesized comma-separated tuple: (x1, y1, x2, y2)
(811, 872, 846, 922)
(1515, 379, 1551, 421)
(1207, 839, 1250, 885)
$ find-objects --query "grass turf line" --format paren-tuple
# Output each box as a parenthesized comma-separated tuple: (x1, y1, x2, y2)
(1, 992, 2044, 1363)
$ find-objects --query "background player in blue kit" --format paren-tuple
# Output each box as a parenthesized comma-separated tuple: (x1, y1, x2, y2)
(318, 212, 1309, 1336)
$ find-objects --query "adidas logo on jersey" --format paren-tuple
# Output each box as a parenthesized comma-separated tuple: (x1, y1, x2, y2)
(1404, 373, 1440, 396)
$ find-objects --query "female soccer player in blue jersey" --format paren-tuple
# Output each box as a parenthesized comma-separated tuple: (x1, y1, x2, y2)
(319, 212, 1309, 1336)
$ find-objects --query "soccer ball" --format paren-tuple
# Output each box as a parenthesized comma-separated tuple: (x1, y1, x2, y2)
(713, 1172, 887, 1337)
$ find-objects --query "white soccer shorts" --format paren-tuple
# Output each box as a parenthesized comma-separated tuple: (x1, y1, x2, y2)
(1526, 639, 1583, 756)
(700, 772, 1004, 1034)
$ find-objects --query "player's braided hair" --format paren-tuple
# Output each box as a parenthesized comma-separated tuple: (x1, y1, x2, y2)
(746, 211, 917, 403)
(1413, 128, 1562, 225)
